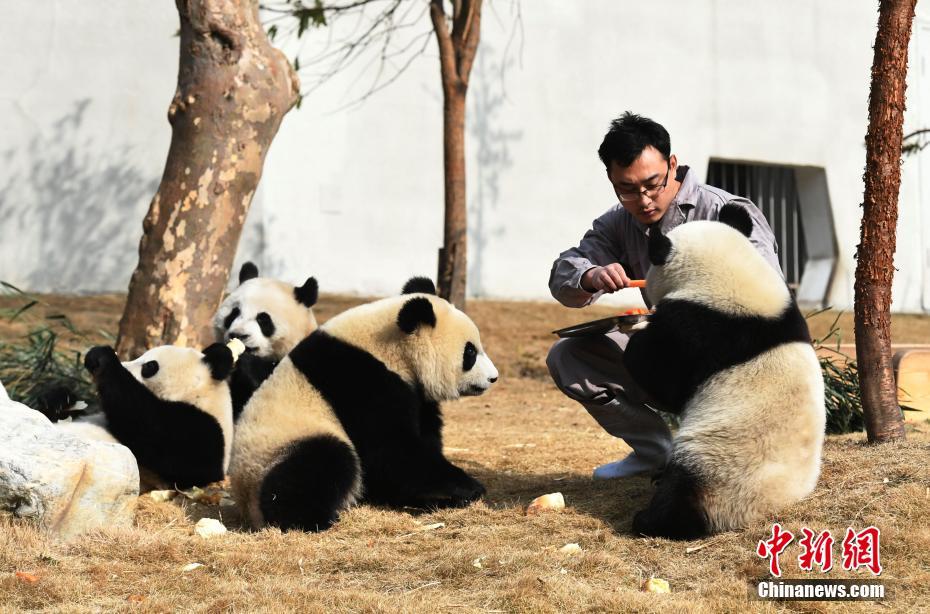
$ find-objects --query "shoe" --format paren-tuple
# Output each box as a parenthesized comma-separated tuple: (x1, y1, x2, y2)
(592, 451, 665, 480)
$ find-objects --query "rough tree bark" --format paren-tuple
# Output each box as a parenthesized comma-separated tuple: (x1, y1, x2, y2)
(855, 0, 916, 443)
(430, 0, 482, 311)
(116, 0, 299, 359)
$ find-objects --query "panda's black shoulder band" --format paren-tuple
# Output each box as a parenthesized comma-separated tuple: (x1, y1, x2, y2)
(401, 277, 436, 295)
(239, 261, 259, 284)
(397, 297, 436, 333)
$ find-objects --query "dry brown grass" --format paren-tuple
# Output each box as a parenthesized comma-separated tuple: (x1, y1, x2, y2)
(1, 293, 929, 612)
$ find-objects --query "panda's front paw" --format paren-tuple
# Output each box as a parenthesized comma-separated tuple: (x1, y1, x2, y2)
(84, 346, 118, 376)
(419, 475, 485, 509)
(35, 386, 77, 422)
(631, 509, 654, 536)
(449, 476, 485, 507)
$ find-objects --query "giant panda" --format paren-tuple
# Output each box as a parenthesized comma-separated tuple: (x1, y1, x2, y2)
(229, 277, 498, 532)
(623, 203, 825, 540)
(56, 342, 238, 490)
(213, 262, 320, 419)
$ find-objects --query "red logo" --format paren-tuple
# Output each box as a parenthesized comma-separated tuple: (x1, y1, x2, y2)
(757, 523, 794, 577)
(841, 526, 882, 575)
(757, 525, 883, 576)
(798, 528, 834, 572)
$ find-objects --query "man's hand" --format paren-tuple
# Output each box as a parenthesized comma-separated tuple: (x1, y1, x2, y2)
(581, 263, 631, 293)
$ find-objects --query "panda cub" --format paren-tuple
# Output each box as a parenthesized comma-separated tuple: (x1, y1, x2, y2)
(230, 277, 498, 532)
(214, 262, 319, 420)
(56, 343, 236, 490)
(624, 204, 825, 540)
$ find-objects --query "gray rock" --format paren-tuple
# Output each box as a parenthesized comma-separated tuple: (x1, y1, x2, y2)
(0, 380, 139, 540)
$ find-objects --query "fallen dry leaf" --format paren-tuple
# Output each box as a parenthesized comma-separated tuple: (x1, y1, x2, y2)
(181, 563, 204, 573)
(14, 571, 39, 584)
(419, 522, 445, 531)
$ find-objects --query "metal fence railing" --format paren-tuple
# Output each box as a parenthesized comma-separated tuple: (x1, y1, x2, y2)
(706, 160, 807, 287)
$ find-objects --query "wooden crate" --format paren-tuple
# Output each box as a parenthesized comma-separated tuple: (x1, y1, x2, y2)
(893, 350, 930, 423)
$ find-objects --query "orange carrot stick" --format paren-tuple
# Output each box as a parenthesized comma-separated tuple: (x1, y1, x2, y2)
(627, 279, 646, 288)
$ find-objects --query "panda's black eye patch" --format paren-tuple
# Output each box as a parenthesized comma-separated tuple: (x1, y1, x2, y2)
(256, 312, 276, 337)
(141, 360, 159, 378)
(463, 342, 477, 372)
(223, 307, 240, 330)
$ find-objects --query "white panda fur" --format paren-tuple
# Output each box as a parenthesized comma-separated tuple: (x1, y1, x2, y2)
(213, 262, 319, 420)
(57, 343, 236, 491)
(55, 413, 118, 444)
(624, 203, 825, 540)
(230, 278, 499, 532)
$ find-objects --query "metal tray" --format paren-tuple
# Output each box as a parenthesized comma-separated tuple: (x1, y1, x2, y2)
(552, 313, 649, 338)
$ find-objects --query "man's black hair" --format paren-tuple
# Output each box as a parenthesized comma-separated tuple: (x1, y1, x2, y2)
(597, 112, 671, 169)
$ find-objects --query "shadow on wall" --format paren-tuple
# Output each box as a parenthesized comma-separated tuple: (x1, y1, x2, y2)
(468, 44, 523, 297)
(0, 99, 159, 293)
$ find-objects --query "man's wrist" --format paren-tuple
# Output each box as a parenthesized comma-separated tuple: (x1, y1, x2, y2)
(580, 266, 599, 293)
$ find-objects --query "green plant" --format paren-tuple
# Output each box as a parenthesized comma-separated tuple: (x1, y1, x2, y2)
(0, 282, 97, 410)
(808, 308, 865, 434)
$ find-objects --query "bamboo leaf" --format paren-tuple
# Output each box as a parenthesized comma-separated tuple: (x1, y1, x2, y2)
(10, 301, 38, 322)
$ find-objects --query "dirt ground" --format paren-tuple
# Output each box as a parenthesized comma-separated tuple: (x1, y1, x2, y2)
(1, 293, 929, 612)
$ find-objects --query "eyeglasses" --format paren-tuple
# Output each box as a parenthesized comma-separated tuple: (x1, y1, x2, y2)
(616, 162, 670, 202)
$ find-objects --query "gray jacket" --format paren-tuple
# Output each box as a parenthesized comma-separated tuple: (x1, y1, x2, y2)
(548, 166, 782, 308)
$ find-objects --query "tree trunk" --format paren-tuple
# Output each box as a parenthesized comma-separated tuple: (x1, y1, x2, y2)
(855, 0, 916, 443)
(431, 0, 482, 310)
(116, 0, 299, 359)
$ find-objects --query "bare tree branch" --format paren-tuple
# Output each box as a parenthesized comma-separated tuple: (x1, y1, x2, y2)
(430, 0, 458, 94)
(454, 0, 482, 84)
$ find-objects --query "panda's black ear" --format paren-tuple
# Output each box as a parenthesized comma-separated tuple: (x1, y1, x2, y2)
(239, 261, 259, 285)
(397, 297, 436, 334)
(648, 226, 673, 266)
(718, 203, 753, 238)
(201, 343, 234, 380)
(401, 276, 436, 295)
(294, 277, 319, 307)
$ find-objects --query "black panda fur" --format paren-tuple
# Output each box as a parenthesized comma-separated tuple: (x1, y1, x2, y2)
(214, 262, 320, 420)
(287, 331, 485, 510)
(62, 344, 236, 490)
(624, 204, 825, 540)
(228, 352, 277, 421)
(230, 281, 499, 532)
(401, 276, 437, 295)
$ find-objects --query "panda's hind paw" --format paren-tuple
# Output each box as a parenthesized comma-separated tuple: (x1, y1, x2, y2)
(420, 477, 485, 509)
(631, 509, 654, 536)
(451, 478, 485, 506)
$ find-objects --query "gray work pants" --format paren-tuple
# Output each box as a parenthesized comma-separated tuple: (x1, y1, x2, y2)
(546, 331, 672, 467)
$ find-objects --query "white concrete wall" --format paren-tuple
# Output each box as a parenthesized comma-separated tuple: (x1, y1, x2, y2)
(0, 2, 175, 292)
(2, 1, 930, 312)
